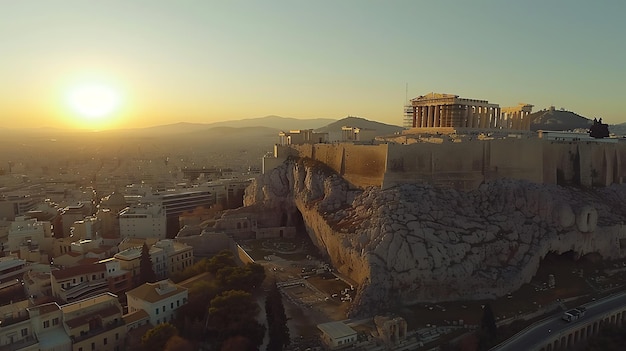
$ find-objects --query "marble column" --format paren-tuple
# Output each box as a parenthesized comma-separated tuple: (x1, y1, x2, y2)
(496, 107, 501, 128)
(412, 106, 417, 128)
(434, 105, 440, 127)
(429, 105, 435, 127)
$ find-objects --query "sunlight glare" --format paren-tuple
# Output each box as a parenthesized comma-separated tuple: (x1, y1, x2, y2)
(66, 83, 121, 120)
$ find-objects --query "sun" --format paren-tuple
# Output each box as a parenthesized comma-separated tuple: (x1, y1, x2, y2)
(66, 83, 122, 120)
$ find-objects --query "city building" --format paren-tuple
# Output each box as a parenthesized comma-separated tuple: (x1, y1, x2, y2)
(118, 204, 167, 239)
(70, 217, 100, 240)
(50, 264, 108, 303)
(60, 293, 126, 351)
(6, 216, 53, 253)
(0, 300, 37, 350)
(61, 203, 92, 238)
(153, 240, 193, 276)
(317, 321, 358, 349)
(126, 279, 188, 326)
(50, 262, 131, 304)
(113, 245, 167, 284)
(0, 194, 38, 221)
(0, 256, 28, 282)
(27, 303, 71, 351)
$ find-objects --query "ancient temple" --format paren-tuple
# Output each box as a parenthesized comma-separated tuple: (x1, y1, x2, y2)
(408, 92, 533, 130)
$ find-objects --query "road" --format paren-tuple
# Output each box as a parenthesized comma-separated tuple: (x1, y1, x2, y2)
(493, 292, 626, 351)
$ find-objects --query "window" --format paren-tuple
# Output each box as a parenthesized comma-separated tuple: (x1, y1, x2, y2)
(176, 300, 180, 307)
(53, 317, 59, 326)
(171, 302, 174, 309)
(116, 333, 119, 340)
(21, 328, 27, 336)
(104, 337, 108, 345)
(162, 306, 165, 312)
(91, 342, 95, 350)
(79, 348, 83, 351)
(156, 308, 159, 315)
(43, 320, 50, 328)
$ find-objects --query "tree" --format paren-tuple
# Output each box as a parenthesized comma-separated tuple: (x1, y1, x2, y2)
(265, 281, 290, 351)
(478, 303, 497, 350)
(164, 335, 195, 351)
(142, 323, 178, 351)
(139, 242, 157, 285)
(207, 250, 237, 274)
(207, 290, 265, 348)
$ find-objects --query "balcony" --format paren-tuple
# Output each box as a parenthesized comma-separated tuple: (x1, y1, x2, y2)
(71, 319, 125, 343)
(0, 335, 38, 351)
(64, 279, 108, 301)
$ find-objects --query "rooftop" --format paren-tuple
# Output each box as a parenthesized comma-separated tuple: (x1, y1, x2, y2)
(126, 279, 187, 303)
(61, 293, 119, 315)
(51, 263, 106, 280)
(64, 304, 121, 329)
(123, 309, 150, 324)
(317, 321, 357, 339)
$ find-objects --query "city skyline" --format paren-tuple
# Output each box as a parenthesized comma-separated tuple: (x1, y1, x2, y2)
(1, 1, 625, 130)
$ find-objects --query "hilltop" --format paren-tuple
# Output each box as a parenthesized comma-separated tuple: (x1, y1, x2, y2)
(529, 107, 592, 131)
(315, 116, 403, 136)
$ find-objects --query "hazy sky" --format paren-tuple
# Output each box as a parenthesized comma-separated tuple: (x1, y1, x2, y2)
(1, 1, 625, 130)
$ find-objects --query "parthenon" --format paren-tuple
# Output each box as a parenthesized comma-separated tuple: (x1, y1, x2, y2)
(409, 93, 533, 130)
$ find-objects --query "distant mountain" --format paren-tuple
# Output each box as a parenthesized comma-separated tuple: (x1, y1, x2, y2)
(114, 116, 336, 136)
(315, 116, 403, 136)
(529, 108, 592, 132)
(608, 122, 626, 136)
(206, 115, 336, 130)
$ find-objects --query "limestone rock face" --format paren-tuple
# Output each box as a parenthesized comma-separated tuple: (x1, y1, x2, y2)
(244, 159, 626, 317)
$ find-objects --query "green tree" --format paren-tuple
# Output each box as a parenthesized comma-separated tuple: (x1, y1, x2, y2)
(207, 250, 237, 274)
(247, 262, 266, 289)
(207, 290, 265, 348)
(142, 323, 178, 351)
(265, 281, 290, 351)
(478, 303, 497, 350)
(139, 242, 157, 285)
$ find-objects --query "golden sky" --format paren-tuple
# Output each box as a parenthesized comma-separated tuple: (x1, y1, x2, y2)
(1, 1, 625, 130)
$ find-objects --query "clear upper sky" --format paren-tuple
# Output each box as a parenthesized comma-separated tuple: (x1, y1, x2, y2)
(1, 1, 625, 130)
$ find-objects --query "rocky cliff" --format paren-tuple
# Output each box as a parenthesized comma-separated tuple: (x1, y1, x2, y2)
(244, 157, 626, 316)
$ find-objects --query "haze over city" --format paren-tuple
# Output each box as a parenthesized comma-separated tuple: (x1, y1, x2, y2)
(1, 1, 626, 130)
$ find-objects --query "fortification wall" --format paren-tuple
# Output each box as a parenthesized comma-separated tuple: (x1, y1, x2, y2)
(541, 142, 578, 185)
(283, 143, 388, 188)
(487, 139, 543, 184)
(279, 139, 626, 191)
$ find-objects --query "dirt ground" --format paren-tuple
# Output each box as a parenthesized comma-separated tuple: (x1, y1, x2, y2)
(244, 237, 352, 339)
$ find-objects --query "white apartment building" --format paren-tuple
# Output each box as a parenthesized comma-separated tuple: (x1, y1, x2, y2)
(153, 240, 194, 275)
(61, 293, 126, 351)
(118, 204, 167, 239)
(27, 303, 72, 351)
(70, 216, 100, 240)
(113, 245, 167, 283)
(6, 216, 53, 253)
(0, 193, 38, 221)
(126, 279, 188, 326)
(0, 300, 36, 350)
